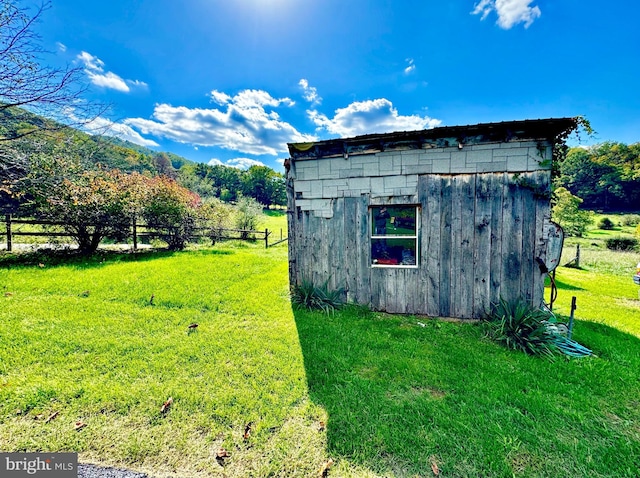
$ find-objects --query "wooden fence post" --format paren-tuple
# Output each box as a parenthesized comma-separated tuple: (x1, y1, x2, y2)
(132, 215, 138, 251)
(264, 228, 270, 248)
(575, 244, 580, 269)
(5, 213, 11, 252)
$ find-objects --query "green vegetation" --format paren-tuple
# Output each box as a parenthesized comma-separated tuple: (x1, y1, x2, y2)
(556, 142, 640, 212)
(484, 299, 557, 359)
(291, 280, 344, 314)
(1, 212, 639, 476)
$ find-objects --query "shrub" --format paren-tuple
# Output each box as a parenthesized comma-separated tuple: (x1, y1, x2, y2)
(485, 299, 557, 359)
(605, 236, 638, 251)
(143, 177, 201, 251)
(234, 196, 263, 239)
(621, 214, 640, 227)
(291, 280, 344, 314)
(598, 217, 614, 230)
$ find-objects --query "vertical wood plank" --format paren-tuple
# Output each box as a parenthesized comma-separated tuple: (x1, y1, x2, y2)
(425, 176, 442, 316)
(450, 176, 463, 317)
(520, 173, 536, 305)
(344, 198, 357, 303)
(533, 171, 551, 308)
(5, 213, 12, 252)
(500, 174, 523, 304)
(459, 175, 476, 318)
(332, 198, 345, 298)
(473, 174, 492, 318)
(489, 173, 505, 307)
(439, 176, 452, 317)
(356, 194, 371, 306)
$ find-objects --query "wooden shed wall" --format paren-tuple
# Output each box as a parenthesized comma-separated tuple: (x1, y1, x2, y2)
(288, 171, 551, 319)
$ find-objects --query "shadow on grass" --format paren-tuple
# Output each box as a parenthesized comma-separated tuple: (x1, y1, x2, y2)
(293, 307, 640, 477)
(552, 277, 585, 291)
(0, 247, 233, 270)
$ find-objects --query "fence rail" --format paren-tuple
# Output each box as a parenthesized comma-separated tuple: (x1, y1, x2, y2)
(2, 213, 287, 251)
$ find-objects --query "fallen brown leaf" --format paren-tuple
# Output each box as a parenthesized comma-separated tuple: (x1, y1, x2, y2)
(74, 421, 86, 430)
(319, 458, 334, 477)
(34, 414, 45, 420)
(318, 421, 326, 432)
(430, 457, 440, 476)
(160, 397, 173, 414)
(4, 292, 13, 297)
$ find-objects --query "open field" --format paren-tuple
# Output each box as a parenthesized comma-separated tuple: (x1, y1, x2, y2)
(0, 212, 639, 477)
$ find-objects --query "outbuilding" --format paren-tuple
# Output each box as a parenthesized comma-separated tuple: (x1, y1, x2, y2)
(285, 118, 577, 319)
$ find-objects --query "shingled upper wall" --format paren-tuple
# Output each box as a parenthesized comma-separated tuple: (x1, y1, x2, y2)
(289, 140, 552, 218)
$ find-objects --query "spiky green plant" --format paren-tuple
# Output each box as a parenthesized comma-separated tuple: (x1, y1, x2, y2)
(485, 298, 558, 359)
(290, 279, 344, 314)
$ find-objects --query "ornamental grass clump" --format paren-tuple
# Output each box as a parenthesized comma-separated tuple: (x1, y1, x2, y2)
(291, 280, 344, 314)
(485, 298, 558, 359)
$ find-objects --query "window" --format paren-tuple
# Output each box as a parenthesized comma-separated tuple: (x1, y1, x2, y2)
(370, 205, 418, 267)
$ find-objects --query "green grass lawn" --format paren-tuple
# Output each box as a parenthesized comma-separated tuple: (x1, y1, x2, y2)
(1, 223, 639, 477)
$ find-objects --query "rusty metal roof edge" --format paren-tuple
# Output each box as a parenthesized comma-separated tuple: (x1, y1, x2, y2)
(288, 117, 577, 157)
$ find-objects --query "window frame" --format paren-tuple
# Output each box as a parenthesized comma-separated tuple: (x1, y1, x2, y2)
(370, 204, 419, 269)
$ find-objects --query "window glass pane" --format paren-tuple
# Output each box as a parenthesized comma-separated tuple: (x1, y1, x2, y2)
(372, 238, 417, 266)
(371, 206, 416, 236)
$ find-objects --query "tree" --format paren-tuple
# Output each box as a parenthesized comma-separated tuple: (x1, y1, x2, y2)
(551, 187, 593, 237)
(241, 165, 286, 207)
(0, 1, 99, 140)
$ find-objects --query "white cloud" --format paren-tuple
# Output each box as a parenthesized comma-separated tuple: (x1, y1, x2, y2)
(125, 89, 316, 156)
(210, 90, 231, 105)
(472, 0, 541, 29)
(404, 58, 416, 75)
(56, 42, 67, 52)
(207, 157, 266, 169)
(299, 79, 322, 105)
(84, 116, 159, 147)
(77, 51, 146, 93)
(127, 79, 148, 88)
(308, 98, 441, 138)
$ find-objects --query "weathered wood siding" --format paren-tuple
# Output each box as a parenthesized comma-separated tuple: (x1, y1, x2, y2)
(288, 170, 552, 319)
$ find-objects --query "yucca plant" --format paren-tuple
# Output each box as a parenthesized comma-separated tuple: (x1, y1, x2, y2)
(291, 279, 344, 314)
(485, 298, 558, 359)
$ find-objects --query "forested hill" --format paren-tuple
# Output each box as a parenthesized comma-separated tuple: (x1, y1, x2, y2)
(557, 143, 640, 212)
(0, 106, 287, 207)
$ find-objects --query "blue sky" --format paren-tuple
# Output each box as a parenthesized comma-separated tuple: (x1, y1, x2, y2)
(34, 0, 640, 171)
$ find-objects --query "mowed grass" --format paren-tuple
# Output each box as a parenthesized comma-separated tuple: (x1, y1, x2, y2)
(1, 217, 639, 477)
(0, 244, 333, 477)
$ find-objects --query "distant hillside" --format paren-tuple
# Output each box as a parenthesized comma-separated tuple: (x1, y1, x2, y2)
(0, 106, 195, 175)
(0, 106, 287, 207)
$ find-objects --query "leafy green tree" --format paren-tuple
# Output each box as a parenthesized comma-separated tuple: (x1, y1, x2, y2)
(551, 187, 593, 237)
(241, 165, 286, 207)
(557, 143, 640, 211)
